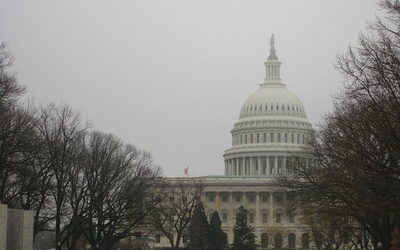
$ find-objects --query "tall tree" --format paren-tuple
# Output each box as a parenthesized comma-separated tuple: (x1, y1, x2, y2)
(36, 103, 89, 250)
(208, 211, 228, 250)
(231, 206, 257, 250)
(188, 200, 209, 250)
(81, 131, 162, 249)
(150, 178, 204, 250)
(277, 1, 400, 249)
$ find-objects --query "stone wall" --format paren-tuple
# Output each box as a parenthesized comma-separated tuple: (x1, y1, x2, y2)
(0, 204, 7, 250)
(0, 204, 34, 250)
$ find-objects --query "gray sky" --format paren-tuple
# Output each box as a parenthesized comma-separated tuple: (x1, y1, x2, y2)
(0, 0, 378, 177)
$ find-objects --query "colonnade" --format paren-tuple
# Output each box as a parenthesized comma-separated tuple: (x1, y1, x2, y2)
(203, 191, 288, 227)
(224, 155, 292, 176)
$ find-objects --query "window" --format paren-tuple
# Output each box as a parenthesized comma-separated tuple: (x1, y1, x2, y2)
(263, 212, 268, 223)
(261, 233, 269, 247)
(262, 195, 268, 202)
(291, 133, 294, 143)
(285, 133, 288, 143)
(257, 133, 260, 143)
(245, 134, 247, 143)
(222, 212, 228, 223)
(289, 212, 295, 223)
(155, 234, 160, 243)
(270, 133, 274, 143)
(288, 233, 296, 249)
(222, 195, 228, 202)
(278, 133, 281, 143)
(249, 213, 254, 223)
(302, 233, 310, 249)
(235, 196, 241, 202)
(263, 133, 267, 142)
(275, 233, 283, 249)
(275, 193, 283, 203)
(250, 134, 253, 143)
(248, 195, 255, 203)
(276, 213, 281, 223)
(208, 196, 214, 202)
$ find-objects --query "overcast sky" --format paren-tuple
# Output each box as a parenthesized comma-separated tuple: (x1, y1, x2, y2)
(1, 1, 379, 177)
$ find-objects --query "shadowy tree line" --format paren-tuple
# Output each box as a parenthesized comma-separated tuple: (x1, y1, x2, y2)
(277, 1, 400, 249)
(0, 42, 163, 250)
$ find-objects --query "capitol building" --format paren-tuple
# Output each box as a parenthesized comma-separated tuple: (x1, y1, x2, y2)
(157, 35, 314, 249)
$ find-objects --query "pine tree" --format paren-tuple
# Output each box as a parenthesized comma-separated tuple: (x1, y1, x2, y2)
(208, 211, 228, 250)
(188, 200, 209, 250)
(231, 206, 257, 250)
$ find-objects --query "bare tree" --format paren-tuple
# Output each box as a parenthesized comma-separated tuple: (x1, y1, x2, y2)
(277, 1, 400, 249)
(81, 131, 162, 249)
(150, 178, 204, 250)
(36, 103, 89, 250)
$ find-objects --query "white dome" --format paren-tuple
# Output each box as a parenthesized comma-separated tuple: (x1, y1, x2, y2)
(223, 35, 313, 177)
(239, 84, 307, 120)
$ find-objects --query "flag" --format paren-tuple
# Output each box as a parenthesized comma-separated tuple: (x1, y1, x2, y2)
(184, 167, 188, 176)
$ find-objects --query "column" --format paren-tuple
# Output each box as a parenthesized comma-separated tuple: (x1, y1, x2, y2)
(255, 192, 260, 226)
(229, 192, 233, 226)
(242, 192, 247, 207)
(283, 156, 287, 174)
(266, 156, 270, 175)
(242, 158, 245, 176)
(216, 192, 220, 213)
(269, 192, 274, 226)
(225, 160, 228, 175)
(274, 156, 278, 175)
(258, 157, 262, 176)
(250, 157, 253, 175)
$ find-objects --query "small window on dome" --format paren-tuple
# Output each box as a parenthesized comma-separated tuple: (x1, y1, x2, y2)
(282, 105, 285, 110)
(296, 106, 299, 112)
(255, 106, 257, 111)
(260, 105, 262, 111)
(250, 107, 252, 111)
(277, 105, 279, 110)
(265, 105, 268, 110)
(271, 105, 273, 110)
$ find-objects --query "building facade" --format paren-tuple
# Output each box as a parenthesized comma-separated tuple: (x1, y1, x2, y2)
(155, 35, 313, 249)
(200, 35, 313, 249)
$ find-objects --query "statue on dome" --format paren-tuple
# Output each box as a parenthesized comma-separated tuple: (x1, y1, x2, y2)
(270, 34, 275, 49)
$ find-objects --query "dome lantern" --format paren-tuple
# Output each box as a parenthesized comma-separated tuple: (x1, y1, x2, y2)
(263, 34, 282, 85)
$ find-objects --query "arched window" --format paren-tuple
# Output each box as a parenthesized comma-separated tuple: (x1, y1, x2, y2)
(288, 233, 296, 249)
(275, 233, 283, 249)
(302, 233, 310, 249)
(270, 133, 274, 143)
(261, 233, 269, 247)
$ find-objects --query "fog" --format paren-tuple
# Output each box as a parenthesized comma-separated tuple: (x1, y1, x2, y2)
(0, 0, 378, 176)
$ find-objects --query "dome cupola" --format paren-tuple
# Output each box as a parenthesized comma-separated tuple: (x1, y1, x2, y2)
(223, 35, 313, 177)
